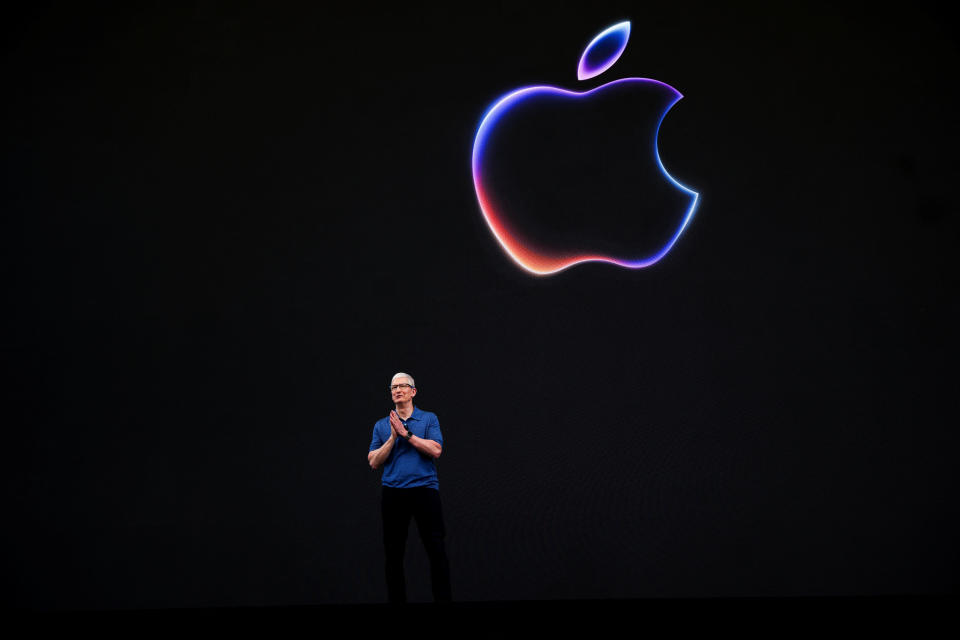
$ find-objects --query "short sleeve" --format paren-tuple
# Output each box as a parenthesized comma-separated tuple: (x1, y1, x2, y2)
(425, 413, 443, 447)
(369, 420, 385, 452)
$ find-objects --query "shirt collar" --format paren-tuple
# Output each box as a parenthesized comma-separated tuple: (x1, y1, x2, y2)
(393, 406, 421, 422)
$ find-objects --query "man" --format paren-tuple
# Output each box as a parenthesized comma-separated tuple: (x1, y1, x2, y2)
(368, 372, 451, 603)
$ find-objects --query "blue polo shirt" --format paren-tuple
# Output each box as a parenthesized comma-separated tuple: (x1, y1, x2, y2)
(369, 406, 443, 489)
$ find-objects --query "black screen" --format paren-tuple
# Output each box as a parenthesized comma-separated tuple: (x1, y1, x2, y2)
(3, 1, 958, 608)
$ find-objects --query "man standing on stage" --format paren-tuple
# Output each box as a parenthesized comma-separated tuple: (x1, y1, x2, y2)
(368, 372, 452, 603)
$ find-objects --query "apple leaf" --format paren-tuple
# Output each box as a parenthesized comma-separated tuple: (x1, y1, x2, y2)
(577, 21, 631, 81)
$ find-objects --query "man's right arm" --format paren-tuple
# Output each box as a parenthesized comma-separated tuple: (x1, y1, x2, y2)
(368, 431, 397, 470)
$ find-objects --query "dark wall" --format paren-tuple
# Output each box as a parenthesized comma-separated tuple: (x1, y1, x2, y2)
(3, 1, 958, 608)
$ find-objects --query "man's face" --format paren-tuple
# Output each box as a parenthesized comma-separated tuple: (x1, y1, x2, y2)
(390, 377, 417, 404)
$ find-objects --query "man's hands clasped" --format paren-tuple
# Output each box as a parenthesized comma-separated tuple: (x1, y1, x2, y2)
(389, 410, 409, 440)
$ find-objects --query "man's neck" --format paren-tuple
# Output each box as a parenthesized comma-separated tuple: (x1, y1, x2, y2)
(394, 402, 414, 420)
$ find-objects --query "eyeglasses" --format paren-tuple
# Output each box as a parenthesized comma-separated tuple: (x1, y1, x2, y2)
(390, 383, 413, 391)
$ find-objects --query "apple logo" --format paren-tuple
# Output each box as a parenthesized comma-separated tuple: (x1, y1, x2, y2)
(472, 21, 699, 275)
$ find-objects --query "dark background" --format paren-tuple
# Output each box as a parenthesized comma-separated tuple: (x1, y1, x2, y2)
(3, 1, 958, 609)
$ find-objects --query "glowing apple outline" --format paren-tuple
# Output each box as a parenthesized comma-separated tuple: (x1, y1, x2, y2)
(471, 20, 700, 276)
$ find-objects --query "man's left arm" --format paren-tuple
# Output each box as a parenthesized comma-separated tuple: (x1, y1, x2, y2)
(408, 414, 442, 459)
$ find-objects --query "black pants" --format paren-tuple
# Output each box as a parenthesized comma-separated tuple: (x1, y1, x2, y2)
(381, 486, 452, 603)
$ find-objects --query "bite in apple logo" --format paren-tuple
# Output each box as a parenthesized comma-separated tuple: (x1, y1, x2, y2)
(472, 21, 699, 275)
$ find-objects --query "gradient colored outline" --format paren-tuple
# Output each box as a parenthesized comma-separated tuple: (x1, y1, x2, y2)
(472, 78, 700, 275)
(577, 21, 631, 81)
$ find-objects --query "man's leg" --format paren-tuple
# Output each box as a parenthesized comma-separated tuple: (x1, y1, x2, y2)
(381, 486, 411, 604)
(412, 487, 452, 602)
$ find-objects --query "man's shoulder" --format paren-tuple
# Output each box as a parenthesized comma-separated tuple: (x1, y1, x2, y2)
(412, 406, 438, 421)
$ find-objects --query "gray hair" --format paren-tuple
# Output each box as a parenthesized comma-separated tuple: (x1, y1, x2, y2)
(391, 372, 416, 388)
